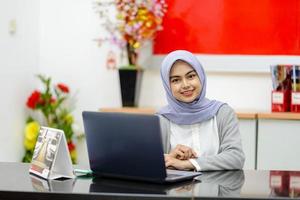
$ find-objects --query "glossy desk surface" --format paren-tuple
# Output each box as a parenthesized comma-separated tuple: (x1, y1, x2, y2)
(0, 162, 300, 200)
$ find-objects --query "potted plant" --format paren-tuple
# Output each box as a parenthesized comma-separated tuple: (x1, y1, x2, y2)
(23, 75, 82, 164)
(95, 0, 167, 106)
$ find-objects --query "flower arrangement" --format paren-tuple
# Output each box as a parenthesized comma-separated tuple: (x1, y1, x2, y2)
(95, 0, 167, 68)
(22, 75, 79, 164)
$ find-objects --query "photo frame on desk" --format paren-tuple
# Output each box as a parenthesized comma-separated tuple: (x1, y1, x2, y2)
(29, 126, 75, 180)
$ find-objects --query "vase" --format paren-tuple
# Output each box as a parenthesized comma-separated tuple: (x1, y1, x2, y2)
(118, 68, 143, 107)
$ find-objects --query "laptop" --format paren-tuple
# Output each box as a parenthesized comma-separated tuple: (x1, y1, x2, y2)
(82, 111, 201, 183)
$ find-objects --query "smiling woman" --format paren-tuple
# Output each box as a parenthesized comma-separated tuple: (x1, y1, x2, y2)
(157, 50, 245, 171)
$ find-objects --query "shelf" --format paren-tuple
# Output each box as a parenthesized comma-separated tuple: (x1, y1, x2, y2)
(257, 112, 300, 120)
(99, 107, 258, 119)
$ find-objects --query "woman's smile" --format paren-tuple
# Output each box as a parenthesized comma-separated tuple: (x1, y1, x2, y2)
(181, 90, 194, 97)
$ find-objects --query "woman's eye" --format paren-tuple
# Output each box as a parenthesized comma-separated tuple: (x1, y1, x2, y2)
(187, 74, 196, 79)
(171, 78, 180, 83)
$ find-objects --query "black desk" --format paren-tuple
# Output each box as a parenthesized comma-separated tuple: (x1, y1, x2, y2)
(0, 162, 299, 200)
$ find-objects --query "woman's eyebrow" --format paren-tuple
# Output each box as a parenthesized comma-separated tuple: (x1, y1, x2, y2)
(170, 70, 196, 79)
(185, 70, 196, 75)
(169, 75, 180, 79)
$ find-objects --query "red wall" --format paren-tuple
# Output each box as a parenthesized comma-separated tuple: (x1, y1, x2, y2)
(153, 0, 300, 55)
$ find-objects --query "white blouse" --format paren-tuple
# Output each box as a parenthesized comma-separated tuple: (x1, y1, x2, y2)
(170, 116, 220, 171)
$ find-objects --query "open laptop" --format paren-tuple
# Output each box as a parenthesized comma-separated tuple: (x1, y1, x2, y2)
(82, 111, 201, 183)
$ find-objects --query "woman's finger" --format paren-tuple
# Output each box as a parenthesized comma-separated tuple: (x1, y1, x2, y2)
(173, 149, 185, 159)
(177, 146, 187, 159)
(192, 150, 198, 158)
(180, 146, 192, 159)
(172, 145, 197, 159)
(187, 150, 192, 159)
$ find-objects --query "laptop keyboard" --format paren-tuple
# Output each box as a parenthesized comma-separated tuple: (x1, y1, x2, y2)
(166, 173, 182, 178)
(165, 169, 201, 181)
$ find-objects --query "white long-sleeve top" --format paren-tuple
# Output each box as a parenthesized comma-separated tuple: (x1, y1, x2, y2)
(158, 104, 245, 171)
(170, 116, 219, 171)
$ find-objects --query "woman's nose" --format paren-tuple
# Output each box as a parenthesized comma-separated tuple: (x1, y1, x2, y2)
(182, 79, 190, 88)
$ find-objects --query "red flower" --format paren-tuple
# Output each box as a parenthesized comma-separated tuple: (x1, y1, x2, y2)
(50, 97, 56, 103)
(26, 90, 41, 109)
(57, 83, 69, 93)
(67, 141, 75, 152)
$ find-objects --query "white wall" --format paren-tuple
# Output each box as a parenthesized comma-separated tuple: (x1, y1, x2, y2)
(0, 0, 298, 164)
(38, 0, 122, 118)
(140, 69, 272, 112)
(38, 0, 122, 165)
(0, 0, 39, 161)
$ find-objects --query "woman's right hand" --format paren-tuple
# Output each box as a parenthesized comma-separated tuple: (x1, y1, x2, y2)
(169, 144, 197, 160)
(164, 154, 195, 170)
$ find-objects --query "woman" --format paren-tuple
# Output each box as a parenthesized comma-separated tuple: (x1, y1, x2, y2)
(158, 50, 245, 171)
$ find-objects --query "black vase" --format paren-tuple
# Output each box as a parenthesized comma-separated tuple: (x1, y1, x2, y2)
(118, 68, 143, 107)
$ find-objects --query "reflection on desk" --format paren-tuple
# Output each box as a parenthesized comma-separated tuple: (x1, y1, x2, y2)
(269, 171, 300, 198)
(194, 170, 245, 197)
(30, 175, 75, 192)
(90, 177, 197, 195)
(1, 162, 300, 200)
(90, 170, 245, 197)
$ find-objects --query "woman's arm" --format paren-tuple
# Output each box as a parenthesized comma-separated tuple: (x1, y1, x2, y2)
(196, 104, 245, 171)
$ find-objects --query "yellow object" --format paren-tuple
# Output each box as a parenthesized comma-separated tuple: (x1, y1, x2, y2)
(24, 121, 40, 150)
(133, 42, 140, 49)
(64, 114, 74, 124)
(25, 121, 40, 140)
(145, 21, 153, 28)
(292, 83, 300, 91)
(24, 139, 36, 151)
(70, 149, 77, 163)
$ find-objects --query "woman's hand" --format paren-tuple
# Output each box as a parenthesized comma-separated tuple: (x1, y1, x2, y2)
(164, 154, 195, 171)
(169, 144, 197, 160)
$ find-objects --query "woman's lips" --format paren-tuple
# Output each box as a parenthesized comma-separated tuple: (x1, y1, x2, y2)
(181, 90, 193, 97)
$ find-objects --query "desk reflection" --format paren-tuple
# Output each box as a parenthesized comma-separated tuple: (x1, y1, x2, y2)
(269, 171, 300, 198)
(30, 175, 75, 192)
(170, 170, 245, 197)
(89, 177, 197, 195)
(89, 170, 245, 197)
(194, 170, 245, 197)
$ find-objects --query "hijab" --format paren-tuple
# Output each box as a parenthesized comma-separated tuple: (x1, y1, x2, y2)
(158, 50, 224, 125)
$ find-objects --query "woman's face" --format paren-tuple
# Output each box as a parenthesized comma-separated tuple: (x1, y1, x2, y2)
(169, 61, 202, 103)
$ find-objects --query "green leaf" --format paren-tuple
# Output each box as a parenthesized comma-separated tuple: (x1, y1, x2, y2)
(26, 117, 34, 123)
(37, 74, 47, 84)
(119, 65, 139, 70)
(22, 150, 33, 163)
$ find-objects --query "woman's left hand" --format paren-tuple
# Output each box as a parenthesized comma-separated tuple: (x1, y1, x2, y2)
(169, 144, 197, 160)
(164, 154, 195, 171)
